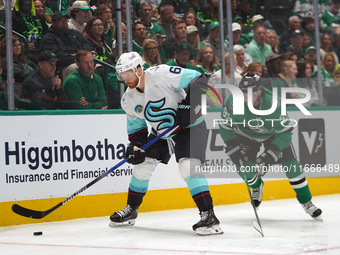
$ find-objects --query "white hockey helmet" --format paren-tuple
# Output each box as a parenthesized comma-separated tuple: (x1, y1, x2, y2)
(115, 52, 144, 75)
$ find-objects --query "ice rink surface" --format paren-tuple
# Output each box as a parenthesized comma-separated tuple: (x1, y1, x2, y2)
(1, 194, 339, 255)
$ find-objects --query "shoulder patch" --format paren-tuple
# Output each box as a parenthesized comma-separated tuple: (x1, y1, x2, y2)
(135, 105, 144, 114)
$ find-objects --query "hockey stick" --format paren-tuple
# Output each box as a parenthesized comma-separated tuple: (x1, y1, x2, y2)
(239, 160, 264, 237)
(12, 124, 179, 219)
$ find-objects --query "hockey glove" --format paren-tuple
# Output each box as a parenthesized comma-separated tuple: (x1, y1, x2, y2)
(224, 139, 248, 166)
(125, 142, 146, 165)
(256, 144, 280, 167)
(176, 99, 196, 129)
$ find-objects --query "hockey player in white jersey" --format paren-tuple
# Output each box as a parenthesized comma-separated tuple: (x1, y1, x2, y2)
(109, 52, 223, 236)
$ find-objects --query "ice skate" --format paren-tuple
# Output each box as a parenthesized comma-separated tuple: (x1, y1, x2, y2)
(109, 204, 139, 227)
(251, 181, 264, 209)
(302, 201, 322, 220)
(192, 208, 223, 236)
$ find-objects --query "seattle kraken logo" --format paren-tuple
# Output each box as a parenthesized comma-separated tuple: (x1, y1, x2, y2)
(144, 98, 176, 130)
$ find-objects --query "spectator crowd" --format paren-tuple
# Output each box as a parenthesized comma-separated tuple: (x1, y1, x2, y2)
(1, 0, 340, 110)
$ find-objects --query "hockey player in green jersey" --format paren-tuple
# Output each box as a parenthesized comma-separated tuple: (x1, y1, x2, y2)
(218, 73, 322, 219)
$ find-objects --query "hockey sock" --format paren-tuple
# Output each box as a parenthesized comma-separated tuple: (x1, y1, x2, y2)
(283, 159, 312, 204)
(127, 175, 149, 206)
(185, 175, 213, 212)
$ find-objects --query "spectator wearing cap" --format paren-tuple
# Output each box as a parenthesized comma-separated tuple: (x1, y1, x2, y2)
(68, 1, 91, 33)
(162, 20, 194, 64)
(202, 21, 228, 64)
(186, 25, 204, 59)
(279, 15, 301, 53)
(22, 50, 69, 109)
(245, 26, 273, 67)
(235, 14, 264, 48)
(232, 17, 252, 47)
(40, 11, 93, 80)
(287, 30, 305, 60)
(155, 5, 174, 40)
(224, 22, 242, 48)
(304, 46, 317, 72)
(251, 14, 265, 29)
(321, 0, 340, 33)
(263, 53, 289, 98)
(165, 43, 198, 70)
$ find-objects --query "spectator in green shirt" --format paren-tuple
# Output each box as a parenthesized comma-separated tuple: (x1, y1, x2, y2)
(63, 50, 108, 109)
(132, 21, 147, 56)
(245, 26, 273, 67)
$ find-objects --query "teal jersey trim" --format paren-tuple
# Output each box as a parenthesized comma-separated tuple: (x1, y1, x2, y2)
(129, 175, 149, 193)
(177, 68, 202, 89)
(127, 118, 148, 136)
(185, 175, 209, 196)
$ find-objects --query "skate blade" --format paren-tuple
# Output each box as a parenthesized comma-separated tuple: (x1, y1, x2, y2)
(195, 224, 224, 236)
(312, 215, 323, 221)
(109, 219, 136, 227)
(252, 221, 264, 237)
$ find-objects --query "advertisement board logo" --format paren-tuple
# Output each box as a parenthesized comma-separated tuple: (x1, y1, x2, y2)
(298, 118, 326, 166)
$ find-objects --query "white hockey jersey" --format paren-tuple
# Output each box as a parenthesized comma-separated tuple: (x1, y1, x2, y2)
(121, 65, 202, 138)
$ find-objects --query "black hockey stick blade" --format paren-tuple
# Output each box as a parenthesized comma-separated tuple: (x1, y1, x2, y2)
(11, 124, 177, 219)
(12, 202, 62, 219)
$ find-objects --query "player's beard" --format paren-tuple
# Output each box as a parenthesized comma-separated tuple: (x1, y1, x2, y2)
(127, 77, 139, 89)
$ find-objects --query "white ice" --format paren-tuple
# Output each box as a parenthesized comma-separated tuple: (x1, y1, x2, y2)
(1, 194, 339, 255)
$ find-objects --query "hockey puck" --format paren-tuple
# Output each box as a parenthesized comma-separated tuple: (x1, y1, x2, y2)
(33, 231, 43, 236)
